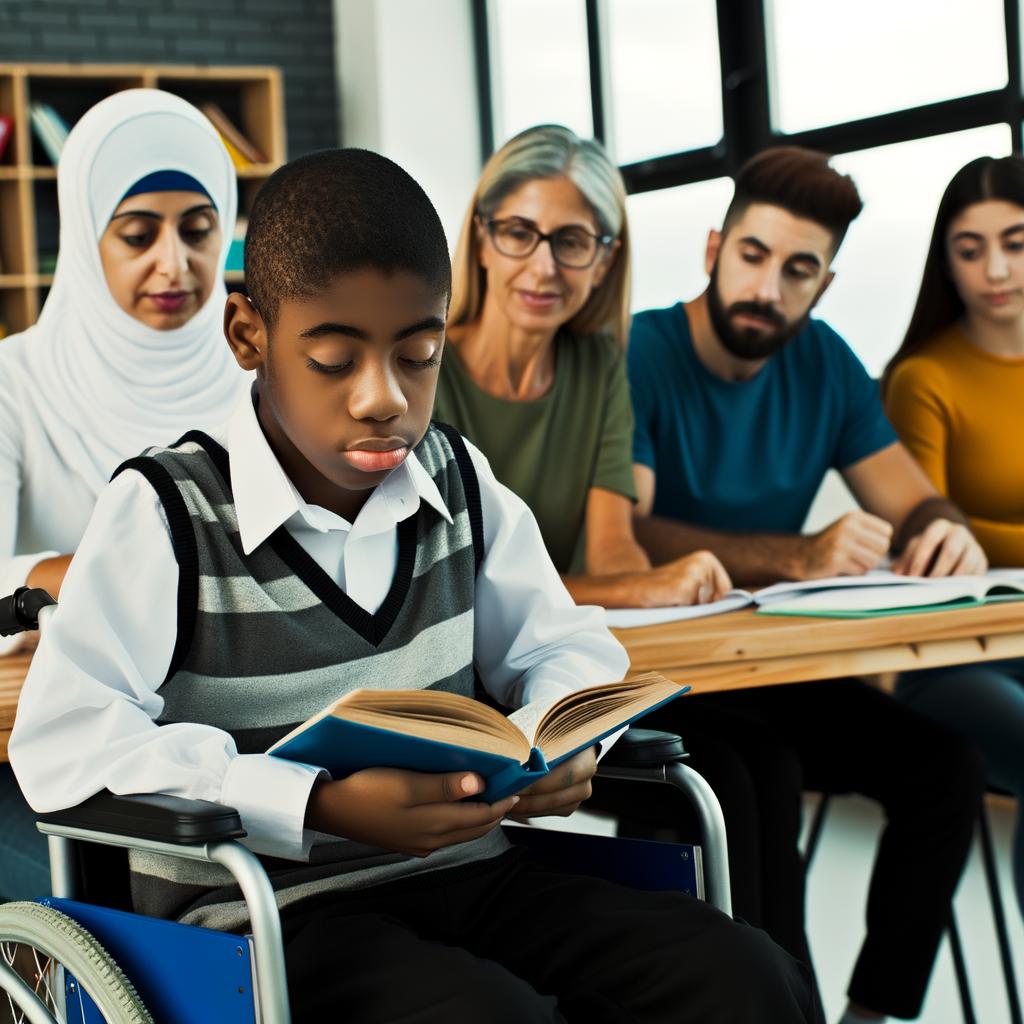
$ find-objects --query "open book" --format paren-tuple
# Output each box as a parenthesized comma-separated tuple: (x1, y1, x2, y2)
(604, 570, 1024, 628)
(604, 571, 921, 628)
(758, 570, 1024, 618)
(268, 671, 687, 802)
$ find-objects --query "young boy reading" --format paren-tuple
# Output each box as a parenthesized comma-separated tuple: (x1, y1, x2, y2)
(10, 149, 817, 1023)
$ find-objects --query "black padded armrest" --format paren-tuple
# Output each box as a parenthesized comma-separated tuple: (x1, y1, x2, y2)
(599, 728, 687, 770)
(37, 791, 246, 845)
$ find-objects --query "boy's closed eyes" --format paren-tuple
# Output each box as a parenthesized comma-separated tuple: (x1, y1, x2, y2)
(224, 267, 447, 524)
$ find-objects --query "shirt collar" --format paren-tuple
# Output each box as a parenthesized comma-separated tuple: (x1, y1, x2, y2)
(227, 394, 452, 555)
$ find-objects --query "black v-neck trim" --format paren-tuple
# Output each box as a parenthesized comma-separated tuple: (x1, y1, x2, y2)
(176, 430, 421, 647)
(268, 516, 419, 646)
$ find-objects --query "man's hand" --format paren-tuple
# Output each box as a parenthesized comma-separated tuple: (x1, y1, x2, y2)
(509, 746, 597, 821)
(305, 768, 519, 858)
(639, 550, 733, 607)
(797, 511, 893, 579)
(892, 518, 988, 577)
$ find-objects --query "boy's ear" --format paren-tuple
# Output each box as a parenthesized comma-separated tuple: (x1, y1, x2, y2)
(224, 293, 268, 372)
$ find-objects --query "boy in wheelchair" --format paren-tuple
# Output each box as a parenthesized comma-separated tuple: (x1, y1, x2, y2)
(10, 149, 818, 1023)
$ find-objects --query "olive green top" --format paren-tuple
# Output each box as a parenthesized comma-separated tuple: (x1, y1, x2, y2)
(433, 331, 637, 574)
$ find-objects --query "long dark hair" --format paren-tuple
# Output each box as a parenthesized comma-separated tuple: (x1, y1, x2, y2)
(882, 155, 1024, 394)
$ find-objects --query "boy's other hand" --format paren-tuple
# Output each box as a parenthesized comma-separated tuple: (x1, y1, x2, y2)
(798, 510, 892, 579)
(305, 768, 518, 858)
(509, 746, 597, 821)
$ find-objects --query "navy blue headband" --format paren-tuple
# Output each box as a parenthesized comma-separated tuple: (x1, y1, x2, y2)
(121, 170, 214, 205)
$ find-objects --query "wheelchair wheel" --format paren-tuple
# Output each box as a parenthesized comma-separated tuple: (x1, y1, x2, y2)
(0, 902, 152, 1024)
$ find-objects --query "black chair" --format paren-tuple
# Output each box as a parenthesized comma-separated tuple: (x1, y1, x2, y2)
(803, 792, 1021, 1024)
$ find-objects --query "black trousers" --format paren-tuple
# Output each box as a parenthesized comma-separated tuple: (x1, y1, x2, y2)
(282, 847, 820, 1024)
(595, 678, 987, 1019)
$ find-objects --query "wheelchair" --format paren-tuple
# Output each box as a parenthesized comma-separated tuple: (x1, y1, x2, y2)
(0, 587, 731, 1024)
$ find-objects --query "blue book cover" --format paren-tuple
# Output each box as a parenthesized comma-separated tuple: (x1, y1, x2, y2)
(268, 673, 689, 802)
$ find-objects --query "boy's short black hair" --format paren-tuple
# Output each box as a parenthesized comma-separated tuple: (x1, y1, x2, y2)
(245, 148, 451, 327)
(723, 146, 863, 253)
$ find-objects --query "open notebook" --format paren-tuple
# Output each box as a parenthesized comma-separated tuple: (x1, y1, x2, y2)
(758, 569, 1024, 618)
(604, 570, 1024, 627)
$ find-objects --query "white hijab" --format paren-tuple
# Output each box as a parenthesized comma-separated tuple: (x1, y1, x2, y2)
(19, 88, 247, 489)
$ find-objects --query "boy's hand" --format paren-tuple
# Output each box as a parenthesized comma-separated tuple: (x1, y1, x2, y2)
(305, 768, 518, 858)
(509, 746, 597, 821)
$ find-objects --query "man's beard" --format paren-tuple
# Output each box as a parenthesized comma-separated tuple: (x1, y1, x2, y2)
(706, 261, 811, 361)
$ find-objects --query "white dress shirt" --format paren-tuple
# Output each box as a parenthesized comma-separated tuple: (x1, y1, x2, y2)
(10, 395, 629, 860)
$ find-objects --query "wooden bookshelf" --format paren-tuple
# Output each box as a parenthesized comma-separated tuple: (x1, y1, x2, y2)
(0, 63, 286, 337)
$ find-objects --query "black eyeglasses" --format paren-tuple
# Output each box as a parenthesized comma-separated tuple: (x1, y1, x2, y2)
(483, 216, 614, 269)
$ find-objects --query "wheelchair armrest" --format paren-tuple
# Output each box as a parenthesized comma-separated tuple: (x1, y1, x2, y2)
(598, 728, 687, 770)
(36, 791, 246, 845)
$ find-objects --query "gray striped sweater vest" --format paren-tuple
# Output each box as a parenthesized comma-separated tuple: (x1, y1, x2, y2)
(113, 422, 510, 931)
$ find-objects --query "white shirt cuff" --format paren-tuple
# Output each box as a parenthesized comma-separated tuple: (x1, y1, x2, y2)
(220, 753, 328, 861)
(0, 551, 58, 655)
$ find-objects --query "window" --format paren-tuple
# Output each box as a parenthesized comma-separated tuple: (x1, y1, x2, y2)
(488, 0, 592, 147)
(627, 177, 733, 313)
(816, 124, 1012, 375)
(604, 0, 722, 165)
(475, 0, 1024, 366)
(767, 0, 1008, 134)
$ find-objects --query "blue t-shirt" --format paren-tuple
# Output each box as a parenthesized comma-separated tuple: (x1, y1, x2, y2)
(628, 302, 897, 532)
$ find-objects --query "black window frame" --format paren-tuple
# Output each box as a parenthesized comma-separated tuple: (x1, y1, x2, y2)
(473, 0, 1024, 195)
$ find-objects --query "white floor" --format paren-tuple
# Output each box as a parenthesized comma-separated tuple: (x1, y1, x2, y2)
(550, 794, 1022, 1024)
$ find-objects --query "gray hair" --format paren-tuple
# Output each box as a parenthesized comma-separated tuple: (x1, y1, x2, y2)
(450, 124, 631, 345)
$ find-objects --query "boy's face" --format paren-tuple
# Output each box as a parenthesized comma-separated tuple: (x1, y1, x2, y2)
(225, 268, 447, 520)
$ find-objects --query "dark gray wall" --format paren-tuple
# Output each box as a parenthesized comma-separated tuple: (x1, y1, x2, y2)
(0, 0, 339, 158)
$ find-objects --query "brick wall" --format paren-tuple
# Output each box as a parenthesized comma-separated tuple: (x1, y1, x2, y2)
(0, 0, 340, 157)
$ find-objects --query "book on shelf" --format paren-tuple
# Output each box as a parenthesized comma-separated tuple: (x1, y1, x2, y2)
(200, 102, 267, 166)
(604, 570, 1024, 628)
(0, 113, 13, 163)
(268, 671, 688, 802)
(29, 102, 70, 166)
(225, 215, 247, 273)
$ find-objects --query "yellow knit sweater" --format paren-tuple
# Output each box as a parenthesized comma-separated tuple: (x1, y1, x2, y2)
(885, 325, 1024, 567)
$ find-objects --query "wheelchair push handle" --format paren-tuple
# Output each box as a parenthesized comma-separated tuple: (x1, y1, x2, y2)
(0, 587, 56, 636)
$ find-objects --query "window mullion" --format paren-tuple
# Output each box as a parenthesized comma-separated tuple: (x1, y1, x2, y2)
(715, 0, 772, 173)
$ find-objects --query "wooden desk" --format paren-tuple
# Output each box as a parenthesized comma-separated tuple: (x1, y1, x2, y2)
(0, 653, 31, 762)
(2, 603, 1022, 761)
(615, 601, 1024, 693)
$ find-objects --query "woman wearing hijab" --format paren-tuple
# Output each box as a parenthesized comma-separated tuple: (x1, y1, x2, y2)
(0, 89, 248, 899)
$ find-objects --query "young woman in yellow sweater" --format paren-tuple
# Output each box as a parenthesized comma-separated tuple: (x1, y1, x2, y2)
(884, 154, 1024, 917)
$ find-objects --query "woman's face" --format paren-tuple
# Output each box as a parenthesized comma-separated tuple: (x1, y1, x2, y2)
(98, 190, 221, 330)
(477, 175, 616, 335)
(946, 198, 1024, 325)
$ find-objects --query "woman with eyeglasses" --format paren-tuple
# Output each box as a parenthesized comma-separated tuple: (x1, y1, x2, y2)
(435, 124, 731, 607)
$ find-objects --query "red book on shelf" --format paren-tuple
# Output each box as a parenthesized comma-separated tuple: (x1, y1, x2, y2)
(0, 114, 13, 163)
